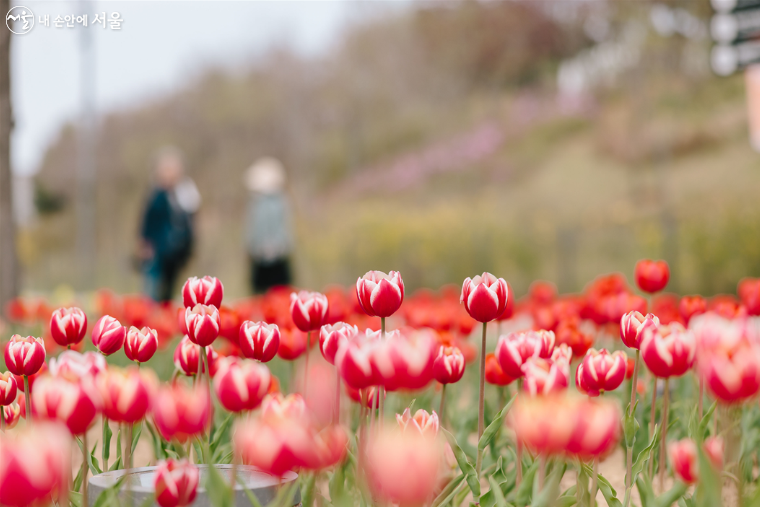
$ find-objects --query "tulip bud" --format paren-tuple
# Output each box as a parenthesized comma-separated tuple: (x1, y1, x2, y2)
(213, 357, 271, 413)
(620, 311, 659, 350)
(433, 346, 465, 385)
(635, 259, 670, 294)
(49, 307, 88, 347)
(704, 436, 723, 470)
(154, 459, 199, 507)
(239, 321, 280, 363)
(289, 291, 329, 332)
(3, 403, 20, 429)
(580, 349, 627, 395)
(184, 305, 221, 347)
(641, 323, 696, 378)
(152, 383, 212, 443)
(4, 335, 46, 377)
(91, 315, 126, 356)
(485, 353, 514, 386)
(522, 357, 569, 396)
(173, 336, 218, 377)
(182, 276, 224, 309)
(669, 439, 699, 484)
(32, 375, 102, 435)
(460, 273, 509, 323)
(125, 326, 159, 363)
(396, 408, 439, 436)
(0, 372, 17, 406)
(319, 322, 358, 365)
(495, 330, 555, 378)
(98, 367, 155, 423)
(679, 295, 707, 325)
(356, 271, 405, 318)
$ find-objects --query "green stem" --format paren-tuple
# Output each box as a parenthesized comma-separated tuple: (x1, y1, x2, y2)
(0, 404, 4, 431)
(82, 432, 89, 507)
(102, 416, 109, 471)
(476, 321, 487, 476)
(659, 378, 670, 493)
(648, 376, 658, 478)
(439, 384, 446, 426)
(23, 375, 31, 427)
(304, 331, 310, 397)
(379, 317, 386, 426)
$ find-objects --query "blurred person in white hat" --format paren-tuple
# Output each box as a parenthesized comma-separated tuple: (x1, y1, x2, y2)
(138, 147, 201, 302)
(244, 157, 293, 294)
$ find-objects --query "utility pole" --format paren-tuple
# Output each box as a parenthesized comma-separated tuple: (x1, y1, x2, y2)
(0, 0, 19, 315)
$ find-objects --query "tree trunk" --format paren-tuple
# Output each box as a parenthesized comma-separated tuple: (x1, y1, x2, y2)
(0, 0, 19, 316)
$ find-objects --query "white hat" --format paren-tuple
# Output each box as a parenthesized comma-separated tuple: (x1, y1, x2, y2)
(245, 157, 286, 194)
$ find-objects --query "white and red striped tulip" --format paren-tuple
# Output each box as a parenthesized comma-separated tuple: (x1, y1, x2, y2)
(32, 375, 102, 435)
(335, 332, 380, 390)
(239, 321, 280, 363)
(460, 273, 509, 323)
(152, 383, 212, 443)
(396, 408, 440, 436)
(4, 335, 46, 377)
(522, 357, 569, 396)
(371, 330, 437, 391)
(580, 348, 627, 395)
(289, 291, 329, 332)
(496, 330, 555, 378)
(356, 271, 405, 318)
(0, 372, 17, 406)
(319, 322, 358, 365)
(154, 458, 199, 507)
(2, 403, 20, 429)
(620, 311, 659, 350)
(213, 357, 271, 413)
(641, 322, 696, 378)
(182, 276, 224, 309)
(49, 307, 87, 347)
(184, 305, 221, 347)
(173, 336, 218, 377)
(433, 346, 465, 385)
(98, 367, 155, 423)
(91, 315, 126, 356)
(48, 350, 107, 379)
(125, 326, 159, 363)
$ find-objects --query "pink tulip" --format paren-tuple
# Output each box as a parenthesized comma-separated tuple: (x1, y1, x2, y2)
(704, 436, 724, 470)
(522, 357, 569, 396)
(2, 403, 20, 429)
(98, 367, 155, 423)
(154, 459, 199, 507)
(495, 330, 555, 378)
(335, 332, 380, 390)
(49, 307, 88, 347)
(4, 335, 46, 376)
(371, 329, 437, 391)
(125, 326, 159, 363)
(551, 343, 573, 364)
(460, 273, 509, 323)
(0, 372, 17, 406)
(635, 259, 670, 294)
(433, 346, 465, 384)
(640, 323, 696, 378)
(91, 315, 126, 355)
(319, 322, 358, 365)
(396, 408, 440, 436)
(669, 439, 698, 484)
(0, 422, 71, 507)
(564, 397, 621, 459)
(173, 336, 218, 377)
(289, 291, 329, 332)
(261, 393, 308, 420)
(182, 276, 224, 309)
(32, 375, 102, 435)
(184, 305, 221, 347)
(356, 271, 405, 318)
(152, 383, 212, 443)
(48, 350, 107, 379)
(580, 349, 627, 395)
(620, 311, 659, 350)
(213, 357, 271, 413)
(239, 321, 280, 363)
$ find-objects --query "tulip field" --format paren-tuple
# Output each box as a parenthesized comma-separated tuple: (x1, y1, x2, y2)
(2, 264, 760, 507)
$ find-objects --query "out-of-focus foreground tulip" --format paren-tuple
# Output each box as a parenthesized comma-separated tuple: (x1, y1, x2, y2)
(335, 331, 379, 390)
(154, 458, 199, 507)
(97, 367, 155, 423)
(640, 323, 696, 378)
(49, 306, 88, 347)
(152, 382, 212, 443)
(635, 259, 670, 294)
(371, 329, 437, 391)
(319, 322, 358, 365)
(32, 374, 102, 435)
(91, 315, 127, 356)
(522, 357, 569, 396)
(669, 439, 698, 484)
(239, 321, 280, 362)
(396, 408, 440, 436)
(213, 357, 271, 412)
(356, 270, 405, 318)
(182, 275, 224, 309)
(49, 350, 106, 378)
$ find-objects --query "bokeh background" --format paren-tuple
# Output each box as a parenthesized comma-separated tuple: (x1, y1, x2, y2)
(8, 0, 760, 303)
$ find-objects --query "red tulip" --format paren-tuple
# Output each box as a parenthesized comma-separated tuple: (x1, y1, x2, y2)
(173, 336, 218, 377)
(365, 428, 442, 506)
(620, 311, 659, 350)
(580, 349, 627, 395)
(679, 295, 707, 325)
(32, 375, 102, 434)
(48, 350, 107, 379)
(3, 403, 20, 429)
(738, 278, 760, 316)
(125, 326, 159, 363)
(575, 361, 593, 396)
(564, 397, 621, 459)
(669, 439, 698, 484)
(152, 383, 212, 443)
(522, 357, 569, 396)
(276, 326, 308, 360)
(635, 259, 670, 294)
(335, 331, 380, 389)
(184, 305, 220, 347)
(485, 353, 514, 386)
(319, 322, 358, 365)
(0, 372, 17, 406)
(704, 436, 723, 470)
(433, 346, 465, 384)
(238, 321, 280, 362)
(49, 307, 87, 347)
(460, 273, 509, 323)
(4, 335, 46, 376)
(0, 422, 71, 507)
(154, 459, 199, 507)
(91, 315, 126, 355)
(641, 323, 696, 378)
(396, 408, 440, 436)
(371, 330, 437, 391)
(290, 291, 329, 332)
(555, 318, 594, 359)
(356, 271, 405, 318)
(213, 357, 271, 413)
(495, 330, 555, 378)
(98, 367, 155, 423)
(182, 276, 224, 309)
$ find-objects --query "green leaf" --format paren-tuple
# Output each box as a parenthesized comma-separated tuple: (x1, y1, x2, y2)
(512, 459, 539, 506)
(115, 428, 122, 464)
(301, 472, 317, 507)
(131, 421, 143, 455)
(329, 463, 347, 507)
(488, 475, 510, 507)
(442, 428, 481, 501)
(89, 441, 103, 475)
(108, 457, 122, 472)
(694, 445, 721, 507)
(636, 474, 656, 507)
(626, 424, 660, 489)
(210, 413, 234, 456)
(479, 397, 515, 452)
(699, 402, 717, 440)
(102, 418, 112, 463)
(206, 464, 232, 507)
(72, 462, 84, 493)
(624, 400, 640, 448)
(595, 472, 623, 507)
(69, 490, 82, 507)
(531, 462, 567, 507)
(432, 474, 466, 507)
(654, 481, 689, 507)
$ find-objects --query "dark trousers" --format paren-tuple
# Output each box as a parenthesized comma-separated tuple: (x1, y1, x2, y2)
(145, 256, 184, 303)
(251, 257, 291, 294)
